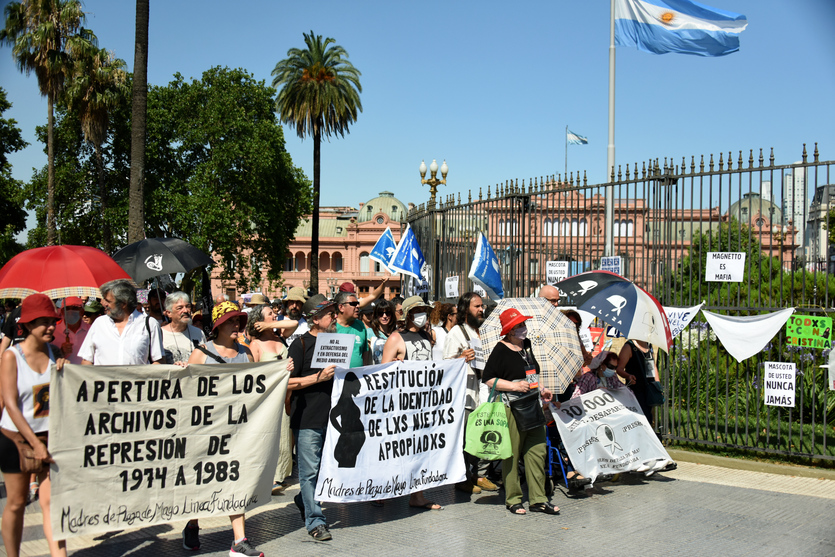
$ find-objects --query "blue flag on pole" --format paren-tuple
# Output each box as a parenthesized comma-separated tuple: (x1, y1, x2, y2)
(389, 224, 427, 281)
(369, 227, 397, 270)
(567, 130, 588, 145)
(468, 233, 503, 300)
(615, 0, 747, 57)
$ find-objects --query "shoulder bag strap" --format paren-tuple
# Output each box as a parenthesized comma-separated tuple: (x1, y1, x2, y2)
(195, 345, 226, 364)
(458, 323, 470, 341)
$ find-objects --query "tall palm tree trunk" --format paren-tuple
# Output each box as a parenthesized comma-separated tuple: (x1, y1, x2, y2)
(47, 95, 55, 245)
(95, 144, 111, 254)
(310, 127, 320, 294)
(128, 0, 148, 243)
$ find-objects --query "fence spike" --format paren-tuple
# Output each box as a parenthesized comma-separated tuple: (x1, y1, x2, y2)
(718, 152, 724, 170)
(459, 192, 462, 204)
(641, 161, 646, 178)
(618, 165, 622, 180)
(728, 151, 733, 170)
(758, 148, 764, 167)
(682, 156, 686, 173)
(802, 143, 807, 163)
(625, 163, 630, 180)
(747, 150, 753, 168)
(814, 142, 819, 163)
(583, 170, 587, 186)
(690, 156, 695, 173)
(479, 186, 483, 200)
(487, 185, 491, 199)
(709, 153, 714, 172)
(610, 166, 615, 182)
(700, 154, 705, 173)
(769, 148, 774, 166)
(515, 178, 519, 193)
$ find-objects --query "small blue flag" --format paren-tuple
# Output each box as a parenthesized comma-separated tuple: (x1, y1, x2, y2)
(566, 130, 588, 145)
(468, 233, 503, 300)
(615, 0, 748, 57)
(389, 224, 428, 282)
(369, 227, 397, 270)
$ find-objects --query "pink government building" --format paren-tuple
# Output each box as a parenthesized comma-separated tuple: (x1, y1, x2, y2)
(212, 191, 409, 301)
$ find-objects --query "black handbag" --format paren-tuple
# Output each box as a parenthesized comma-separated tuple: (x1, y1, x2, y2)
(509, 391, 546, 431)
(646, 380, 665, 407)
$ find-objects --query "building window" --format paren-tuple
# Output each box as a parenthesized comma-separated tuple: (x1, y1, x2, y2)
(320, 252, 330, 272)
(561, 219, 570, 235)
(360, 252, 370, 273)
(359, 286, 370, 295)
(571, 219, 579, 236)
(294, 252, 305, 272)
(543, 218, 552, 236)
(225, 288, 236, 301)
(579, 218, 587, 235)
(285, 255, 294, 272)
(333, 253, 343, 272)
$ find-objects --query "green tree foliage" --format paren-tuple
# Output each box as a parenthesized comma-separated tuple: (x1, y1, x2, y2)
(0, 0, 96, 245)
(26, 66, 311, 292)
(0, 88, 28, 265)
(272, 30, 362, 294)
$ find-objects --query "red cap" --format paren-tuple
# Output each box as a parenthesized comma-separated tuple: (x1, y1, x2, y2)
(338, 282, 356, 293)
(499, 308, 532, 337)
(20, 294, 60, 324)
(63, 296, 84, 308)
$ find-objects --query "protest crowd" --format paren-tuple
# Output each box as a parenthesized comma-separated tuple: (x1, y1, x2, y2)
(0, 278, 675, 557)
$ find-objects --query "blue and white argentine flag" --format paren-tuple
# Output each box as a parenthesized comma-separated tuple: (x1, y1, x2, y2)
(368, 227, 397, 270)
(388, 224, 427, 282)
(468, 233, 503, 300)
(567, 130, 588, 145)
(615, 0, 747, 57)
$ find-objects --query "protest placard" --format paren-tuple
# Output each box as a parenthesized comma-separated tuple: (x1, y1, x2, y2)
(663, 303, 705, 339)
(315, 359, 467, 502)
(473, 283, 486, 298)
(546, 261, 569, 286)
(600, 256, 622, 276)
(445, 276, 459, 298)
(468, 337, 485, 371)
(49, 361, 289, 539)
(551, 388, 672, 483)
(312, 333, 355, 368)
(705, 252, 745, 282)
(785, 314, 832, 349)
(764, 362, 795, 407)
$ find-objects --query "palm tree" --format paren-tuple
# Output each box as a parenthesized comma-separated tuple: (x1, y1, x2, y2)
(128, 0, 148, 244)
(272, 30, 362, 295)
(0, 0, 96, 245)
(65, 47, 128, 254)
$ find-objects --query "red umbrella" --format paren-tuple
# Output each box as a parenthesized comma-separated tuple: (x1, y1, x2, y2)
(0, 245, 133, 299)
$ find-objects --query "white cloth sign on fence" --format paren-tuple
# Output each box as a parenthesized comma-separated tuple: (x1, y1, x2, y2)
(702, 308, 795, 363)
(49, 361, 290, 540)
(663, 302, 705, 339)
(315, 359, 467, 503)
(551, 388, 672, 484)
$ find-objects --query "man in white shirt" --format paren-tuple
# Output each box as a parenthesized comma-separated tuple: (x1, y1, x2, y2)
(79, 279, 165, 365)
(161, 292, 206, 365)
(443, 291, 497, 494)
(53, 296, 90, 364)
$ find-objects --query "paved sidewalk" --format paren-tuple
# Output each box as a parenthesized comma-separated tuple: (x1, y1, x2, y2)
(3, 461, 835, 556)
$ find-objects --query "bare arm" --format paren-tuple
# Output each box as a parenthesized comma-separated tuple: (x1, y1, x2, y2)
(254, 319, 299, 332)
(381, 331, 405, 363)
(484, 377, 529, 393)
(1, 351, 49, 459)
(287, 364, 336, 391)
(616, 344, 636, 385)
(358, 277, 389, 309)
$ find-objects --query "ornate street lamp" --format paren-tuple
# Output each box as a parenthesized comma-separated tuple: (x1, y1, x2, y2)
(419, 159, 448, 208)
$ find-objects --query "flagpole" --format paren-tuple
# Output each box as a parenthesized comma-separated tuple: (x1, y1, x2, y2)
(604, 0, 616, 258)
(565, 125, 568, 179)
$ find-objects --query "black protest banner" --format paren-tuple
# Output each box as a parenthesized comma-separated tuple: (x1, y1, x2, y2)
(49, 362, 289, 540)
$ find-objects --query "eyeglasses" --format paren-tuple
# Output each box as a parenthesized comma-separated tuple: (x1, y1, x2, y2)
(379, 311, 393, 317)
(344, 301, 360, 307)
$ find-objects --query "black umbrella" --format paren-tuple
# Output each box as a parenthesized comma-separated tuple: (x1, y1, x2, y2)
(111, 237, 214, 283)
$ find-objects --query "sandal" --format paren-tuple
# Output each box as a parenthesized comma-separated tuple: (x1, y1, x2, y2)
(529, 502, 559, 515)
(506, 503, 526, 515)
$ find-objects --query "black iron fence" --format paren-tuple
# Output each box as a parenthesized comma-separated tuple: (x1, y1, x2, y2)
(407, 144, 835, 460)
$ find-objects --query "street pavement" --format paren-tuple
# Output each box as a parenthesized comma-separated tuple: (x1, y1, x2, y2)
(3, 459, 835, 557)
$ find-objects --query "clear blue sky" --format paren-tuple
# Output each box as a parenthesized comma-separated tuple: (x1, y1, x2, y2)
(2, 0, 834, 218)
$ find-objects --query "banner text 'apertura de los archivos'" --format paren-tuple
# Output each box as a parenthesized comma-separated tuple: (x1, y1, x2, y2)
(315, 359, 468, 503)
(49, 362, 290, 540)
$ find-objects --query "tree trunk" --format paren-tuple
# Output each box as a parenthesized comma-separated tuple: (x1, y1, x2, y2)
(310, 127, 320, 295)
(96, 143, 111, 254)
(47, 95, 55, 246)
(128, 0, 149, 243)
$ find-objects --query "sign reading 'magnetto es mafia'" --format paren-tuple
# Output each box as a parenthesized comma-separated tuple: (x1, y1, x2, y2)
(49, 361, 290, 540)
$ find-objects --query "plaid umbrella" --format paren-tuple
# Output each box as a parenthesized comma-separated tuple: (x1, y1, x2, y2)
(0, 245, 133, 299)
(479, 297, 585, 394)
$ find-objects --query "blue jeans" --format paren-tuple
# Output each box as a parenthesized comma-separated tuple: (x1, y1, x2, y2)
(293, 427, 326, 531)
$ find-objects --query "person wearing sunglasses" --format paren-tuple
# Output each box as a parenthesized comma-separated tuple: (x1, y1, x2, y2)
(369, 300, 397, 365)
(334, 292, 370, 368)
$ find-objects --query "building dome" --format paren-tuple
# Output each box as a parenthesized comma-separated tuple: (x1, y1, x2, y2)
(358, 191, 408, 223)
(727, 192, 782, 228)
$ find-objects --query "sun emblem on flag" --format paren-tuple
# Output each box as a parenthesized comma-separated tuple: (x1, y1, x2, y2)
(660, 11, 675, 25)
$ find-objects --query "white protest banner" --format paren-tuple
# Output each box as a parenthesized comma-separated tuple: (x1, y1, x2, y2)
(50, 361, 289, 540)
(315, 359, 467, 503)
(705, 252, 746, 282)
(469, 337, 485, 371)
(663, 302, 705, 339)
(551, 388, 672, 484)
(445, 276, 459, 298)
(312, 333, 355, 368)
(600, 256, 622, 276)
(546, 261, 569, 286)
(764, 362, 796, 407)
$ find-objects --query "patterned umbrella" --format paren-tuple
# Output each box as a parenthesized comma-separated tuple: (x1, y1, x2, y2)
(555, 270, 672, 352)
(479, 297, 585, 394)
(111, 237, 214, 284)
(0, 245, 133, 299)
